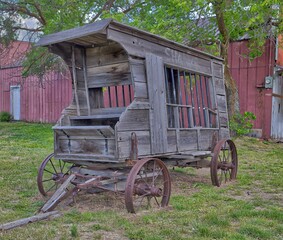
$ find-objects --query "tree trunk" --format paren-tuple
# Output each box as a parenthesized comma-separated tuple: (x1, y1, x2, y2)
(221, 42, 240, 117)
(213, 0, 240, 117)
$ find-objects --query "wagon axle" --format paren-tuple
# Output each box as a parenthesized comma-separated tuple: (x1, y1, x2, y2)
(217, 162, 235, 170)
(134, 183, 162, 197)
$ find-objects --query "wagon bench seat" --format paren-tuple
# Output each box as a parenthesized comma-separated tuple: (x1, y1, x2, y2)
(52, 125, 115, 138)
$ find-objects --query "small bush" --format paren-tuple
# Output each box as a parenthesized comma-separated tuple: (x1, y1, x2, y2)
(0, 111, 12, 122)
(229, 111, 256, 137)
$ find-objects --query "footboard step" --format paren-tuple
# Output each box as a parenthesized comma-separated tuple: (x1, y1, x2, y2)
(0, 211, 60, 231)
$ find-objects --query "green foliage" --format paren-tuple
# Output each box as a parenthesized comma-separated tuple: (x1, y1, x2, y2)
(1, 0, 283, 81)
(22, 46, 68, 79)
(0, 111, 12, 122)
(0, 0, 142, 77)
(70, 224, 78, 238)
(229, 111, 256, 137)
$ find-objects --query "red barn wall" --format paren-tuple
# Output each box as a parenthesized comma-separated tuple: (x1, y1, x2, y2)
(228, 39, 275, 138)
(0, 67, 72, 123)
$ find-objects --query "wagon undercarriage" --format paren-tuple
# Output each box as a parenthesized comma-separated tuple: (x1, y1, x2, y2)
(37, 138, 237, 213)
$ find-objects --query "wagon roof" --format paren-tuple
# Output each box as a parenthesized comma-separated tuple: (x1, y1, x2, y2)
(36, 18, 223, 61)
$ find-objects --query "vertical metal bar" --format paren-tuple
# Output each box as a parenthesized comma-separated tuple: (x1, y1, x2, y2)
(165, 67, 173, 128)
(199, 75, 207, 127)
(170, 68, 177, 104)
(183, 71, 192, 128)
(171, 68, 178, 128)
(115, 86, 119, 107)
(82, 48, 90, 115)
(189, 73, 196, 126)
(71, 45, 80, 116)
(128, 85, 132, 102)
(108, 87, 112, 108)
(164, 67, 170, 102)
(173, 106, 179, 128)
(194, 74, 202, 126)
(177, 69, 184, 127)
(122, 85, 126, 107)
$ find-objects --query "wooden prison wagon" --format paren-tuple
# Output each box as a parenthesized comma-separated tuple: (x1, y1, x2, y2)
(36, 19, 238, 213)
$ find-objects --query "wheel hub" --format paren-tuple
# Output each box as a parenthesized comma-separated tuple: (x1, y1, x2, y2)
(218, 162, 234, 170)
(134, 183, 162, 197)
(52, 172, 65, 183)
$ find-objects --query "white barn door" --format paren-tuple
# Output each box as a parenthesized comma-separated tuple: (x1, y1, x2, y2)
(271, 71, 283, 140)
(10, 86, 21, 120)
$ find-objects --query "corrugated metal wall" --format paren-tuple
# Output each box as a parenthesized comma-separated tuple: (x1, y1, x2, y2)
(0, 67, 72, 123)
(228, 39, 275, 138)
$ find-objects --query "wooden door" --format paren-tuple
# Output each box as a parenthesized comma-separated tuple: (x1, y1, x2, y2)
(146, 53, 168, 154)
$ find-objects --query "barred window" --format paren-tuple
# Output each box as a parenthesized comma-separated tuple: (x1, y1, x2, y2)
(165, 66, 217, 129)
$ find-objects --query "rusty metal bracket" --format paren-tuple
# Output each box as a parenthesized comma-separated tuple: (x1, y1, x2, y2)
(130, 132, 138, 160)
(211, 131, 218, 152)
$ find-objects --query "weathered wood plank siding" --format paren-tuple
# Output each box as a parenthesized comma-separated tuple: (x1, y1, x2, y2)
(116, 101, 151, 159)
(146, 53, 168, 154)
(130, 59, 148, 99)
(107, 28, 213, 75)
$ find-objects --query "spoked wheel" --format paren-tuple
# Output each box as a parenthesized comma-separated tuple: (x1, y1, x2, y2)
(210, 139, 238, 187)
(37, 153, 74, 196)
(125, 158, 171, 213)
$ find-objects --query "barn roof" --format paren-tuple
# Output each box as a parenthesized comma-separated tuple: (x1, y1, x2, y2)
(36, 18, 223, 61)
(0, 41, 30, 68)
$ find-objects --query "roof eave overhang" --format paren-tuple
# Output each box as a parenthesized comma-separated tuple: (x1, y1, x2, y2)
(35, 18, 113, 47)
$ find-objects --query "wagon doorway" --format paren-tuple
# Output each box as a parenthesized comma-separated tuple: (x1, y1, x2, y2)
(10, 85, 21, 120)
(271, 70, 283, 140)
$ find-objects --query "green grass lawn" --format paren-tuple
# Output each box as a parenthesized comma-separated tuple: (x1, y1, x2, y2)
(0, 122, 282, 239)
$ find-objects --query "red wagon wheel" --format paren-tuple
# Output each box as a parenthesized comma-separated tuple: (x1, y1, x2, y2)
(210, 139, 238, 187)
(125, 158, 171, 213)
(37, 153, 73, 196)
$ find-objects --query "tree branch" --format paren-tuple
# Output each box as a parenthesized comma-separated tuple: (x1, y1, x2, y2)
(90, 0, 116, 23)
(12, 26, 42, 32)
(122, 0, 144, 14)
(22, 50, 46, 77)
(33, 2, 46, 26)
(0, 0, 45, 25)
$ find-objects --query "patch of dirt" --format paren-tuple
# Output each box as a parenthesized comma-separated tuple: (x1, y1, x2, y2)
(45, 167, 214, 214)
(170, 168, 211, 194)
(227, 183, 283, 207)
(71, 190, 126, 213)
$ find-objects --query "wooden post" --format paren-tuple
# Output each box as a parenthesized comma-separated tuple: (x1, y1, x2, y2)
(82, 48, 91, 115)
(72, 45, 81, 116)
(211, 61, 219, 129)
(0, 211, 60, 231)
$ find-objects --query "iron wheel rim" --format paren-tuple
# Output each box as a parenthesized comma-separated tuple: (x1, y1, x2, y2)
(125, 158, 171, 213)
(210, 139, 238, 187)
